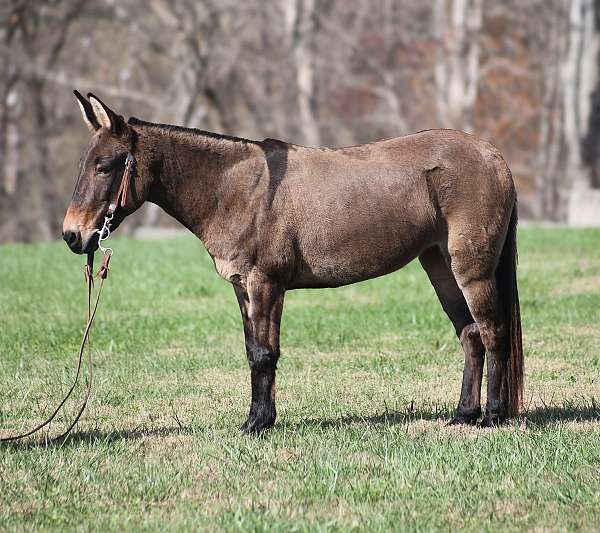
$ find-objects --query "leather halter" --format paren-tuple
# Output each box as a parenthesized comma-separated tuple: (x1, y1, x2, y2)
(108, 152, 135, 217)
(95, 152, 136, 260)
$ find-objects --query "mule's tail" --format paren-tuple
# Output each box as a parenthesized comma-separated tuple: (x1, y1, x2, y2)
(496, 202, 523, 417)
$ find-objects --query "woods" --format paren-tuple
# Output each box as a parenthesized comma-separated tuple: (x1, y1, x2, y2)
(1, 0, 600, 242)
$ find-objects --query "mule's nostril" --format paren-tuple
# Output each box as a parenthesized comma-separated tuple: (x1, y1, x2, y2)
(63, 230, 80, 250)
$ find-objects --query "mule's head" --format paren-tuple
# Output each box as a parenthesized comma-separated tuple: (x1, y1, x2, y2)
(63, 91, 140, 254)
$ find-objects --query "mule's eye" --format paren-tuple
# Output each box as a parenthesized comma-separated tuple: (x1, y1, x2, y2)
(96, 163, 112, 176)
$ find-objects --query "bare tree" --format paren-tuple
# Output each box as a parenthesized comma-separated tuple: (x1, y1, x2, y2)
(533, 0, 598, 221)
(564, 0, 599, 188)
(282, 0, 322, 146)
(0, 0, 88, 241)
(434, 0, 483, 132)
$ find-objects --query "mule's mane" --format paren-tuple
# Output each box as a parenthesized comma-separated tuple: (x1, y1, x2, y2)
(127, 117, 259, 146)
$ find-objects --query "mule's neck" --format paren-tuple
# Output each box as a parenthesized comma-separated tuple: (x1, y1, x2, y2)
(131, 120, 263, 239)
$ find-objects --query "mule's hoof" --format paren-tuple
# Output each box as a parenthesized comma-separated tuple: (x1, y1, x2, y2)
(447, 415, 477, 426)
(478, 415, 505, 428)
(447, 408, 481, 426)
(240, 413, 275, 435)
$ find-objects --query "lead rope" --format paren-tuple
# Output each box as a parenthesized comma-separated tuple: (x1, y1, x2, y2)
(0, 153, 131, 444)
(0, 252, 110, 443)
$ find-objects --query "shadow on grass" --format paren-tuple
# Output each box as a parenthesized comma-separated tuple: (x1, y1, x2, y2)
(295, 398, 600, 430)
(0, 425, 193, 450)
(297, 403, 455, 430)
(3, 400, 599, 448)
(522, 399, 600, 427)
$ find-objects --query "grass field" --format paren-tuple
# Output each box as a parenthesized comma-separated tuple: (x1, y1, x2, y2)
(1, 227, 599, 531)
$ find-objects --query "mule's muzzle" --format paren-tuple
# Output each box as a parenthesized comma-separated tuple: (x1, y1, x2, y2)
(63, 204, 102, 254)
(62, 228, 98, 254)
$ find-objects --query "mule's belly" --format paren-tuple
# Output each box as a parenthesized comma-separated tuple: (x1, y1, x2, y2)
(288, 183, 437, 289)
(290, 238, 427, 289)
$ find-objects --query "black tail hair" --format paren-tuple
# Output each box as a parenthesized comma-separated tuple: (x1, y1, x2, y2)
(496, 203, 523, 417)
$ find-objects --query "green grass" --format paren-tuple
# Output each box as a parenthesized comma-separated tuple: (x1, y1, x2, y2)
(1, 227, 599, 531)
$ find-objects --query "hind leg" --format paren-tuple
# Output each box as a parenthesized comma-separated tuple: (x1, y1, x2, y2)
(419, 247, 485, 425)
(448, 225, 511, 427)
(453, 323, 486, 424)
(457, 279, 509, 426)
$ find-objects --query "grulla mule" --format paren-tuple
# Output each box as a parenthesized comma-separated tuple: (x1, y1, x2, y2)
(63, 91, 523, 434)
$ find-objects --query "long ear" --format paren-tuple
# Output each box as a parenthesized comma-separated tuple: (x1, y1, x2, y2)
(87, 92, 127, 135)
(74, 90, 99, 132)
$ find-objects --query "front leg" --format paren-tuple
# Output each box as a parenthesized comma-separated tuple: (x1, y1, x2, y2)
(233, 280, 284, 434)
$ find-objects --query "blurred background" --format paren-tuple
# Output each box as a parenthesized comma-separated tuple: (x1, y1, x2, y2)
(1, 0, 600, 243)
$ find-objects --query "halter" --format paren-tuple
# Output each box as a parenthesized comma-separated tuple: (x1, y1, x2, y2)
(96, 152, 136, 257)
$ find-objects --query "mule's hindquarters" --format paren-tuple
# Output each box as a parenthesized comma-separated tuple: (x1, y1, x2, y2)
(423, 193, 523, 425)
(449, 199, 522, 425)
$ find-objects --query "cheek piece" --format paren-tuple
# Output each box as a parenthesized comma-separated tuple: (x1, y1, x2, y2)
(94, 152, 135, 257)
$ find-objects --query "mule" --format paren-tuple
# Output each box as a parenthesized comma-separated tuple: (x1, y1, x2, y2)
(63, 91, 523, 433)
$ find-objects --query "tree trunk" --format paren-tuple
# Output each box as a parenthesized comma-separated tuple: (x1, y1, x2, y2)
(284, 0, 322, 146)
(29, 78, 58, 241)
(564, 0, 599, 192)
(536, 2, 567, 220)
(580, 0, 600, 189)
(434, 0, 483, 132)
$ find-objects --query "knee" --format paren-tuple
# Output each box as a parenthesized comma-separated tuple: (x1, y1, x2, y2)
(246, 343, 279, 372)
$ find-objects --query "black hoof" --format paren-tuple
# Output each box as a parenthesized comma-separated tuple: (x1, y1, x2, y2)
(448, 415, 477, 426)
(240, 411, 276, 435)
(447, 407, 481, 426)
(478, 414, 505, 428)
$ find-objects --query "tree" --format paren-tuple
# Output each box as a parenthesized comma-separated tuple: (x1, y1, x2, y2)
(433, 0, 483, 132)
